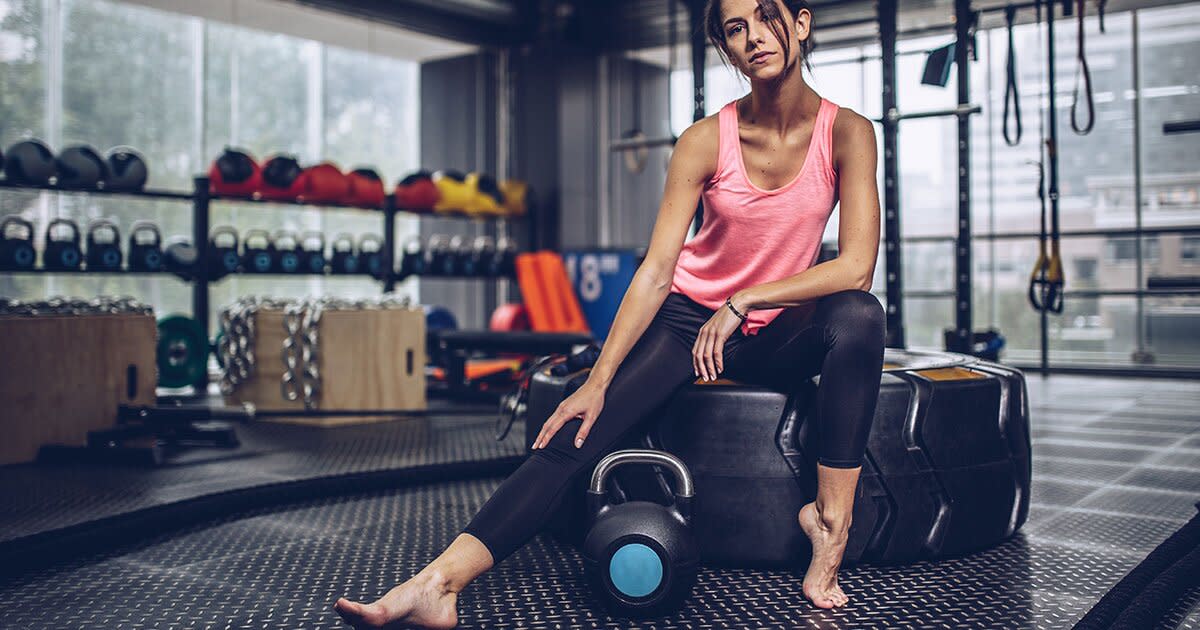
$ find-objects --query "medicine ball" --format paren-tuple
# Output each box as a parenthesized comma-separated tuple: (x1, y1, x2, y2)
(209, 148, 261, 197)
(259, 154, 305, 201)
(424, 305, 458, 332)
(395, 171, 439, 212)
(499, 179, 529, 216)
(4, 139, 57, 186)
(302, 162, 351, 205)
(105, 146, 149, 191)
(345, 168, 385, 208)
(433, 170, 473, 214)
(56, 145, 109, 190)
(464, 172, 505, 216)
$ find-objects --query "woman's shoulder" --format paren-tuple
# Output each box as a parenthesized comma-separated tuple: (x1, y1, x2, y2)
(829, 105, 876, 167)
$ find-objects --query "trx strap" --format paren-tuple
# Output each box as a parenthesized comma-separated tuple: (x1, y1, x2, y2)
(1003, 5, 1022, 146)
(1028, 0, 1064, 315)
(1070, 0, 1095, 135)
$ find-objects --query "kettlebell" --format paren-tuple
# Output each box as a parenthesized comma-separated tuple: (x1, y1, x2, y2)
(0, 215, 37, 270)
(242, 229, 273, 273)
(330, 234, 360, 274)
(494, 236, 517, 276)
(583, 449, 698, 618)
(164, 237, 197, 275)
(128, 221, 163, 272)
(272, 230, 301, 274)
(43, 218, 83, 270)
(399, 236, 427, 278)
(471, 235, 496, 277)
(359, 234, 385, 278)
(208, 226, 241, 279)
(300, 231, 326, 274)
(85, 219, 123, 271)
(106, 147, 149, 192)
(4, 139, 57, 186)
(427, 234, 452, 276)
(447, 234, 469, 275)
(57, 145, 109, 190)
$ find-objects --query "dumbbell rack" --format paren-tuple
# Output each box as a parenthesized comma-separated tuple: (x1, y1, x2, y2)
(0, 175, 532, 337)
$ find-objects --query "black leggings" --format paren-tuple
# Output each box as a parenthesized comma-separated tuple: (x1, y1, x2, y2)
(463, 289, 886, 564)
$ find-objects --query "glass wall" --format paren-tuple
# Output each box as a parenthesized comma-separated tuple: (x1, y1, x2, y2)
(0, 0, 422, 331)
(669, 2, 1200, 372)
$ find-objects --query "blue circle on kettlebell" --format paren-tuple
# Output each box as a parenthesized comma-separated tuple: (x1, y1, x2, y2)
(609, 543, 663, 598)
(144, 251, 161, 269)
(102, 250, 119, 267)
(62, 249, 80, 266)
(343, 256, 359, 273)
(368, 257, 381, 274)
(309, 255, 325, 273)
(15, 247, 34, 266)
(254, 253, 271, 272)
(281, 253, 299, 272)
(222, 252, 239, 271)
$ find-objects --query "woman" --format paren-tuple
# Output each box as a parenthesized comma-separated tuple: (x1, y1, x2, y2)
(335, 0, 883, 626)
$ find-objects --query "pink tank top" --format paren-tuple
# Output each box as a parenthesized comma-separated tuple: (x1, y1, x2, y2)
(670, 97, 840, 336)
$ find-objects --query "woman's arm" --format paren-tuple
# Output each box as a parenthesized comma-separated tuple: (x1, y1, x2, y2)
(587, 118, 719, 389)
(731, 109, 880, 314)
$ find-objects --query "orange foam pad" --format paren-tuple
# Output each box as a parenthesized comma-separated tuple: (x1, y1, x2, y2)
(429, 358, 524, 381)
(515, 251, 590, 334)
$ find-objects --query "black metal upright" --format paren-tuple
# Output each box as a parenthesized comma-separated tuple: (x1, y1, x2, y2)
(192, 176, 211, 337)
(688, 0, 706, 235)
(950, 0, 975, 353)
(383, 195, 397, 293)
(879, 0, 905, 348)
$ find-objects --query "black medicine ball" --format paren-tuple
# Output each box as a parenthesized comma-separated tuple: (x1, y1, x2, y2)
(4, 139, 57, 186)
(56, 145, 109, 189)
(106, 147, 149, 191)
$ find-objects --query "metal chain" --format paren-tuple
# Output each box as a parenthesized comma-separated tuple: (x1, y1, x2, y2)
(219, 294, 414, 408)
(0, 296, 153, 317)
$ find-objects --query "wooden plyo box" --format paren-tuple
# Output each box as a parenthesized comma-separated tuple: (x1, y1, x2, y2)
(0, 313, 157, 466)
(224, 307, 426, 425)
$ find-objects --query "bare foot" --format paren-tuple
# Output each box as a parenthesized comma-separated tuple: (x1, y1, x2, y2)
(333, 570, 459, 629)
(798, 502, 851, 609)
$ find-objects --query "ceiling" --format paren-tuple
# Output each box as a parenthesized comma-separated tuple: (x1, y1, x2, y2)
(290, 0, 1195, 51)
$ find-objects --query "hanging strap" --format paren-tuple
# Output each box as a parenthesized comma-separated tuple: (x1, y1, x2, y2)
(1070, 0, 1095, 135)
(1003, 5, 1023, 146)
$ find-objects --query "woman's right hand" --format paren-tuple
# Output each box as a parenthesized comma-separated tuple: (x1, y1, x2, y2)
(531, 379, 607, 450)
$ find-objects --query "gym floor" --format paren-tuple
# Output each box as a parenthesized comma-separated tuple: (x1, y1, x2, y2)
(0, 374, 1197, 629)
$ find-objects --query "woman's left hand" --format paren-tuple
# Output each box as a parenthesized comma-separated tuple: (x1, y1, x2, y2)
(693, 299, 744, 381)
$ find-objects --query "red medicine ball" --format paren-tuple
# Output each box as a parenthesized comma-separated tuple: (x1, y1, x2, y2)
(303, 162, 351, 205)
(209, 148, 261, 197)
(345, 168, 386, 209)
(395, 170, 440, 212)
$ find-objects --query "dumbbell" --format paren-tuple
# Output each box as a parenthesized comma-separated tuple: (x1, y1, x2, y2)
(0, 216, 37, 270)
(330, 234, 359, 274)
(128, 221, 163, 272)
(359, 234, 385, 278)
(427, 234, 452, 276)
(85, 219, 123, 271)
(272, 230, 301, 274)
(242, 229, 273, 273)
(209, 226, 241, 279)
(301, 232, 326, 274)
(43, 218, 83, 270)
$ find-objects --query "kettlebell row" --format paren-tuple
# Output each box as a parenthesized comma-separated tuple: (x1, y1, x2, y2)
(2, 215, 521, 280)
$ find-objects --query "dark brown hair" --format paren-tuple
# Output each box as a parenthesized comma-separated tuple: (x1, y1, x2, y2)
(704, 0, 816, 74)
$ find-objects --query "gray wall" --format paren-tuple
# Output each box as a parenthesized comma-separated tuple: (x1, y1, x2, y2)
(418, 52, 498, 329)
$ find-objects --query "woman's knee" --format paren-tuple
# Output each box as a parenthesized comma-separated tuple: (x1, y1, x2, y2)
(820, 290, 885, 343)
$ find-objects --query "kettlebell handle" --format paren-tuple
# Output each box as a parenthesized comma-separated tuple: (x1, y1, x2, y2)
(589, 449, 694, 498)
